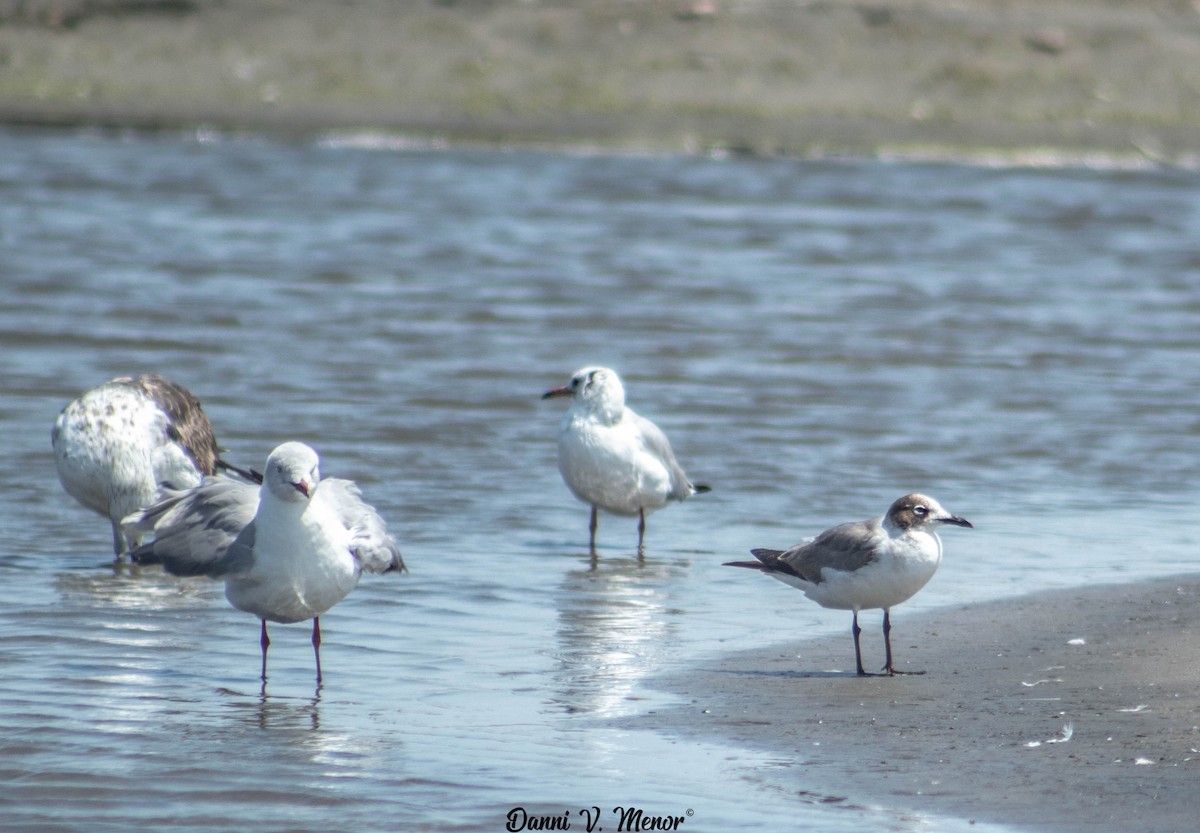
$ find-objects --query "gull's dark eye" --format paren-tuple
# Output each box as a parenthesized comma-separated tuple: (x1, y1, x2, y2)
(913, 505, 928, 516)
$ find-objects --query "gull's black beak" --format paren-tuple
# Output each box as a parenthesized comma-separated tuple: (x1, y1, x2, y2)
(939, 515, 973, 528)
(541, 386, 572, 400)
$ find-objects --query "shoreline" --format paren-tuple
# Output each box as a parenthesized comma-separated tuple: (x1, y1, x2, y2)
(633, 574, 1200, 832)
(3, 1, 1200, 163)
(3, 111, 1185, 173)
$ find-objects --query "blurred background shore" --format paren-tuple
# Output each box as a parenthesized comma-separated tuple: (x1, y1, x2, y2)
(3, 0, 1200, 161)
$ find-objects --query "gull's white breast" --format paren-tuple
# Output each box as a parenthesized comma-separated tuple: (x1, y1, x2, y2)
(226, 492, 361, 624)
(557, 410, 671, 516)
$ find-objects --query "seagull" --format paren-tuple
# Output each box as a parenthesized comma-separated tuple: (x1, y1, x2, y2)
(52, 374, 255, 559)
(542, 366, 710, 554)
(724, 493, 972, 676)
(124, 441, 405, 684)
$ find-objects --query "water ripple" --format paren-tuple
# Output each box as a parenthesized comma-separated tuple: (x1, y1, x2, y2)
(0, 127, 1197, 831)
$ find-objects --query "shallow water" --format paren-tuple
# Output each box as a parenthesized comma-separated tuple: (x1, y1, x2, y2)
(1, 127, 1198, 832)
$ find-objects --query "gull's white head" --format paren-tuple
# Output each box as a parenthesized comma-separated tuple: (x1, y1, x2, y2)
(884, 493, 973, 532)
(263, 442, 321, 504)
(542, 366, 626, 422)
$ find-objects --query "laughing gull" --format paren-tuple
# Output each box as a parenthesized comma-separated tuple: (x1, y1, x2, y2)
(725, 493, 972, 676)
(52, 374, 254, 559)
(542, 366, 710, 554)
(124, 442, 405, 684)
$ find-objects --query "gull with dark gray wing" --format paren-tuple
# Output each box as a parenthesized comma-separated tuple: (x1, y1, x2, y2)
(726, 493, 972, 676)
(125, 441, 405, 685)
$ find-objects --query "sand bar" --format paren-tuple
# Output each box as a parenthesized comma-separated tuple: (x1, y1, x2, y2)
(3, 0, 1200, 161)
(636, 575, 1200, 832)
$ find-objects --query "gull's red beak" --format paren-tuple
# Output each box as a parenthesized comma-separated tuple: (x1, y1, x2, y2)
(293, 479, 312, 498)
(541, 386, 572, 400)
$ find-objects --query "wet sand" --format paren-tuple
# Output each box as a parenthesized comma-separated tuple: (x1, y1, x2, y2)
(3, 0, 1200, 161)
(636, 575, 1200, 832)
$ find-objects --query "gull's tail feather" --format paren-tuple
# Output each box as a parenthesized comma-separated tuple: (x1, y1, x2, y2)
(750, 548, 785, 561)
(215, 458, 263, 484)
(724, 549, 801, 580)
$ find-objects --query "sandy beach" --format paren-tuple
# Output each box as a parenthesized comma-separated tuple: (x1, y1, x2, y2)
(2, 0, 1200, 161)
(635, 574, 1200, 832)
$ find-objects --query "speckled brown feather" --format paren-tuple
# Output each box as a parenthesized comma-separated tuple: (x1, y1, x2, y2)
(127, 374, 220, 475)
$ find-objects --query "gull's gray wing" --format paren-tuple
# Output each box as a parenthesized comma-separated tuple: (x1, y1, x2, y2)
(124, 476, 259, 577)
(320, 478, 406, 574)
(775, 516, 885, 582)
(628, 409, 697, 501)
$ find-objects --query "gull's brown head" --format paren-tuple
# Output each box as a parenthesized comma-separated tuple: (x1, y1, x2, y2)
(886, 493, 972, 531)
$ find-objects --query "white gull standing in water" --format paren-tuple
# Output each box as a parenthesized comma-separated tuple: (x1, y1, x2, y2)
(52, 374, 252, 559)
(542, 366, 710, 554)
(725, 493, 972, 676)
(124, 441, 405, 684)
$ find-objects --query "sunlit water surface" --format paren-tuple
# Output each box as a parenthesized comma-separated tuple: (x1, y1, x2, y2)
(1, 128, 1198, 832)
